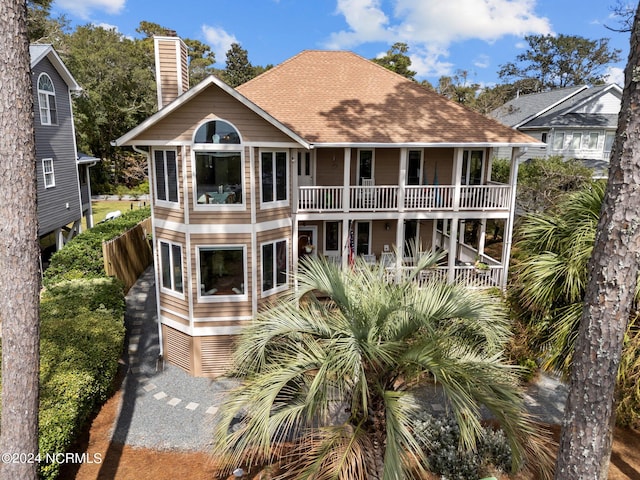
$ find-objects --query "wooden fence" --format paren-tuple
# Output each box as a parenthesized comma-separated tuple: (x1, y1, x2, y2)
(102, 218, 153, 292)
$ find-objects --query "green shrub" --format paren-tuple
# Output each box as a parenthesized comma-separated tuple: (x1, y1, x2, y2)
(37, 278, 125, 480)
(43, 206, 150, 287)
(412, 412, 512, 480)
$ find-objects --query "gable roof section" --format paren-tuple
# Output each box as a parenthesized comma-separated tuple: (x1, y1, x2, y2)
(114, 74, 309, 147)
(30, 44, 81, 92)
(523, 84, 621, 128)
(237, 50, 539, 146)
(489, 85, 586, 128)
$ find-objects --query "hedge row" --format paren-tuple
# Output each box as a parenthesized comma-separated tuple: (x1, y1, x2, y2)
(1, 207, 150, 479)
(43, 206, 151, 287)
(38, 279, 126, 480)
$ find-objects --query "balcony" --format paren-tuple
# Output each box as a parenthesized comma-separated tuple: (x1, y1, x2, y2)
(297, 184, 511, 213)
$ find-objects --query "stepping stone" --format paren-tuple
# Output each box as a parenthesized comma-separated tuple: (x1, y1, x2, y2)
(154, 391, 168, 400)
(431, 403, 444, 411)
(133, 320, 143, 326)
(131, 366, 142, 374)
(132, 328, 142, 335)
(129, 335, 141, 344)
(206, 406, 218, 415)
(128, 343, 139, 353)
(185, 402, 199, 411)
(167, 397, 182, 407)
(143, 383, 157, 392)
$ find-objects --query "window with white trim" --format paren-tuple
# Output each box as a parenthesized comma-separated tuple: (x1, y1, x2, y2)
(154, 150, 178, 203)
(42, 158, 55, 188)
(193, 120, 244, 207)
(553, 132, 565, 150)
(262, 239, 288, 294)
(261, 151, 288, 204)
(159, 241, 183, 294)
(199, 246, 246, 298)
(37, 73, 57, 125)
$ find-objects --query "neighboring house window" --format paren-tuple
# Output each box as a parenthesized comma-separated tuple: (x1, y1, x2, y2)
(571, 132, 582, 150)
(261, 151, 288, 204)
(37, 73, 57, 125)
(604, 131, 615, 153)
(159, 241, 183, 294)
(584, 132, 599, 150)
(193, 120, 243, 206)
(553, 132, 564, 150)
(541, 133, 548, 143)
(261, 239, 288, 294)
(42, 158, 55, 188)
(154, 150, 178, 203)
(198, 246, 246, 298)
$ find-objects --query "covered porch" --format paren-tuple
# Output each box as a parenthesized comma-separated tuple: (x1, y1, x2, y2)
(294, 217, 508, 290)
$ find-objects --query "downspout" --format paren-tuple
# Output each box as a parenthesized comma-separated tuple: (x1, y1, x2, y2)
(501, 146, 527, 290)
(132, 145, 164, 362)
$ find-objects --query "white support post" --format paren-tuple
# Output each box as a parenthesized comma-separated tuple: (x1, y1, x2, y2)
(501, 147, 523, 289)
(398, 148, 407, 212)
(453, 149, 464, 211)
(343, 148, 351, 212)
(447, 219, 458, 284)
(431, 220, 438, 252)
(341, 218, 350, 269)
(478, 218, 487, 259)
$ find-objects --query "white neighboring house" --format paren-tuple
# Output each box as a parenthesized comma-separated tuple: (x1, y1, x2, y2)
(489, 84, 622, 178)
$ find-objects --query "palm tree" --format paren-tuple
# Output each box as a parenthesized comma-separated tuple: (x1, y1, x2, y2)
(212, 254, 553, 479)
(514, 181, 640, 427)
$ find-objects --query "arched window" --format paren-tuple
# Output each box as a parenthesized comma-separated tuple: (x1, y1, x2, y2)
(37, 73, 57, 125)
(193, 120, 244, 206)
(194, 120, 241, 144)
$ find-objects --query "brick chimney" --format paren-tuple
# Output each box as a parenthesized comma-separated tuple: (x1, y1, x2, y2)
(153, 33, 189, 109)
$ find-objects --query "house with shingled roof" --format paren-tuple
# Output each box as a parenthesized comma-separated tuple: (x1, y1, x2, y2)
(489, 84, 622, 177)
(114, 35, 543, 377)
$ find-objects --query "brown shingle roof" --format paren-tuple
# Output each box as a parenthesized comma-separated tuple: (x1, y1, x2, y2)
(237, 50, 539, 146)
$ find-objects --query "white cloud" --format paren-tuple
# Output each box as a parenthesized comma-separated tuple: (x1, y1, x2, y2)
(201, 25, 239, 66)
(473, 54, 491, 69)
(326, 0, 552, 78)
(55, 0, 125, 19)
(605, 66, 625, 87)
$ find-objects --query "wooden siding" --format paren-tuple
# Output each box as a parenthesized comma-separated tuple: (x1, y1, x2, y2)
(424, 148, 454, 184)
(32, 56, 82, 237)
(128, 85, 295, 144)
(156, 38, 180, 108)
(374, 149, 400, 184)
(316, 148, 344, 186)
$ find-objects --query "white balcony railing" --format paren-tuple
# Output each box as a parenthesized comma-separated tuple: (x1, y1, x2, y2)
(298, 184, 511, 212)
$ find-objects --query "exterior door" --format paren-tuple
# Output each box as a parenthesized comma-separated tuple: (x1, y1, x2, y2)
(324, 221, 341, 259)
(297, 150, 313, 187)
(461, 150, 484, 185)
(407, 150, 422, 185)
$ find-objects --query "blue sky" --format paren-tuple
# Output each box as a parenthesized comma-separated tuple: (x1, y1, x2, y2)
(51, 0, 631, 87)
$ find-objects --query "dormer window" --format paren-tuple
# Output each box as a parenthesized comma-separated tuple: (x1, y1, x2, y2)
(37, 73, 57, 125)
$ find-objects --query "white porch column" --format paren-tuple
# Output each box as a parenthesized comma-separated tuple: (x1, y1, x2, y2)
(341, 218, 350, 269)
(398, 148, 407, 212)
(501, 147, 523, 289)
(453, 149, 464, 211)
(431, 220, 438, 253)
(292, 150, 299, 214)
(478, 219, 487, 258)
(447, 219, 458, 284)
(343, 148, 351, 212)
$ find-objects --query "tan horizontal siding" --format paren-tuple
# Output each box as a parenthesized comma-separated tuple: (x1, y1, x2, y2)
(154, 205, 185, 223)
(255, 205, 292, 223)
(159, 294, 189, 318)
(425, 148, 454, 183)
(316, 148, 345, 186)
(160, 309, 190, 327)
(192, 320, 252, 329)
(154, 227, 186, 244)
(192, 302, 253, 319)
(128, 85, 295, 144)
(375, 149, 400, 183)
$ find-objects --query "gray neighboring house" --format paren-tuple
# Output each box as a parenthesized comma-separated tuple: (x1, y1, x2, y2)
(489, 84, 622, 177)
(31, 44, 97, 254)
